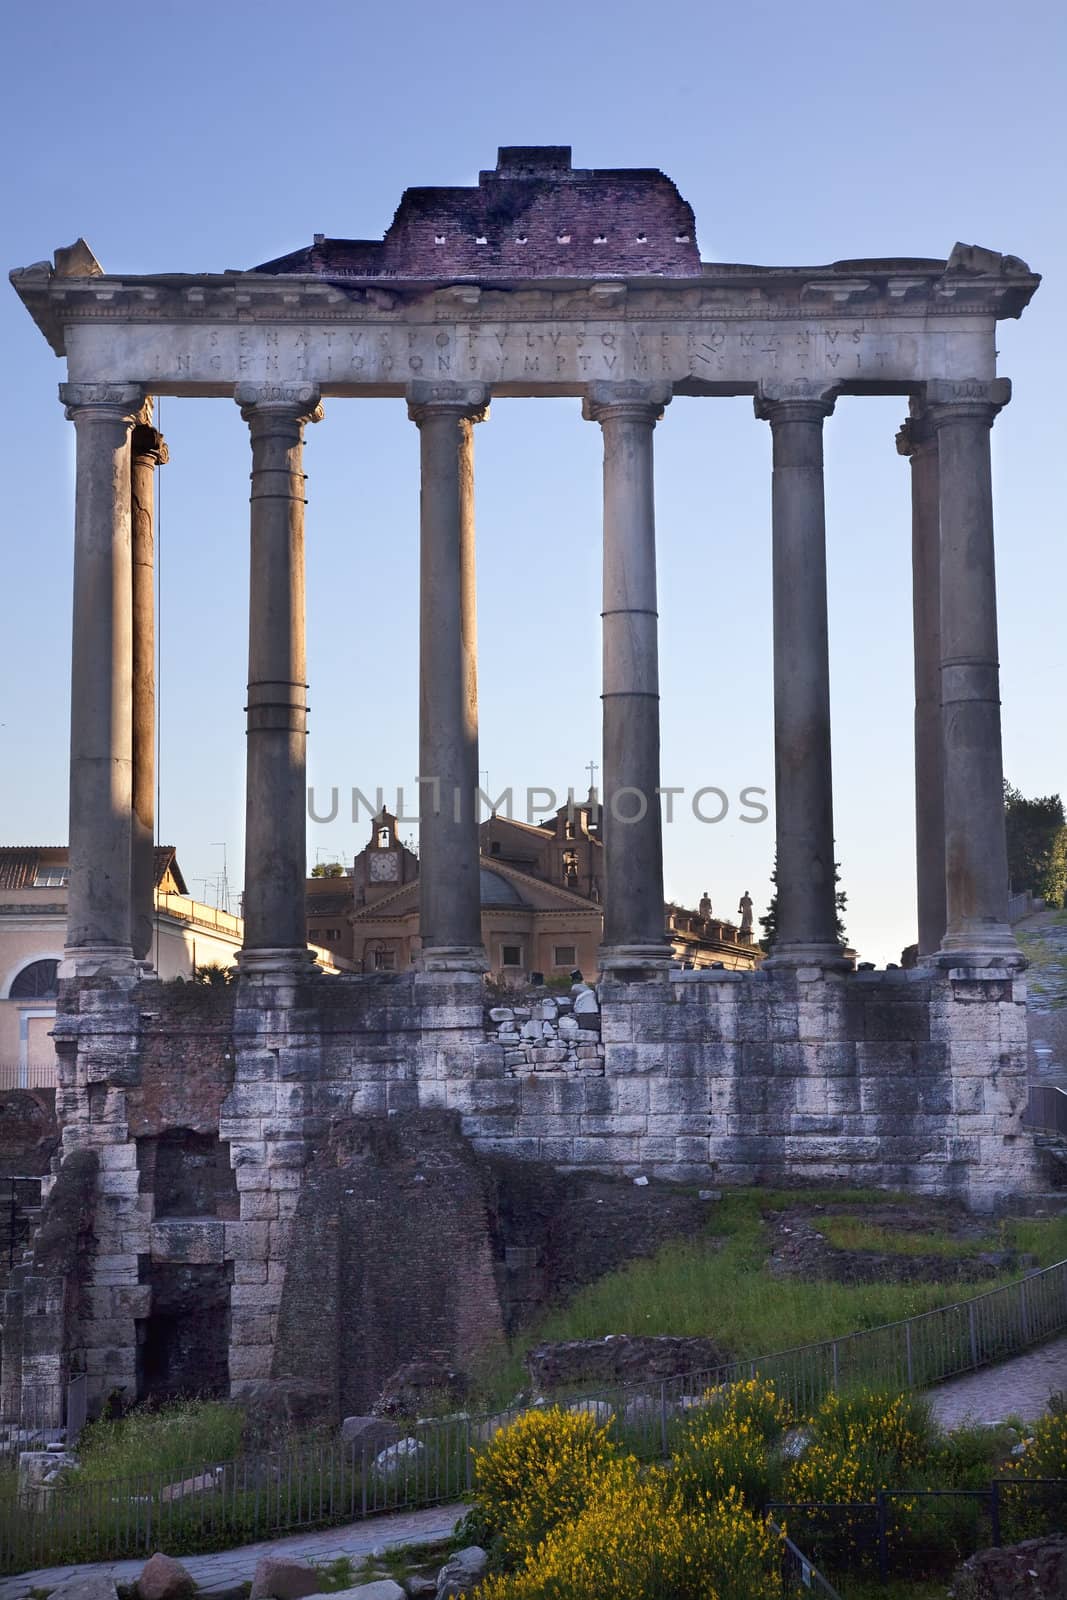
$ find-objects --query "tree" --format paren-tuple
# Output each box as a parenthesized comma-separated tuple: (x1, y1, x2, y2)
(311, 861, 345, 878)
(1004, 782, 1067, 908)
(759, 855, 848, 954)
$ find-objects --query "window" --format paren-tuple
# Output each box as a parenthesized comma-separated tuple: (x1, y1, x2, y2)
(553, 945, 577, 968)
(319, 928, 341, 943)
(377, 827, 391, 849)
(501, 945, 522, 968)
(10, 959, 60, 999)
(490, 841, 501, 855)
(33, 864, 69, 887)
(373, 948, 397, 971)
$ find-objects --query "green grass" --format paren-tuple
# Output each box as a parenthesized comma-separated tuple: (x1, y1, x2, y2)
(820, 1218, 991, 1258)
(1005, 1214, 1067, 1265)
(312, 1556, 358, 1591)
(473, 1190, 1067, 1407)
(75, 1399, 245, 1483)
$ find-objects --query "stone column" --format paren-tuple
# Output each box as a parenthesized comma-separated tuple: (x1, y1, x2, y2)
(897, 409, 946, 957)
(583, 382, 671, 972)
(59, 382, 145, 976)
(755, 382, 844, 966)
(235, 383, 322, 973)
(407, 382, 489, 970)
(925, 378, 1018, 964)
(129, 409, 168, 965)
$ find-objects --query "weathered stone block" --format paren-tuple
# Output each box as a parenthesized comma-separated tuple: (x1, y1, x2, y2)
(151, 1219, 225, 1265)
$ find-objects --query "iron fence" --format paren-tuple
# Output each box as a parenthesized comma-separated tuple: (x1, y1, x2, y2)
(0, 1063, 57, 1091)
(0, 1375, 86, 1465)
(1024, 1083, 1067, 1136)
(767, 1519, 843, 1598)
(1, 1258, 1064, 1573)
(1, 1413, 476, 1573)
(769, 1478, 1067, 1587)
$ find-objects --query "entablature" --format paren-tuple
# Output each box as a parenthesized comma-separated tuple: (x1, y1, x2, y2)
(9, 241, 1039, 399)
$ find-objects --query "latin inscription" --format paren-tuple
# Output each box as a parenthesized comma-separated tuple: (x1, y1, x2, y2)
(69, 315, 991, 393)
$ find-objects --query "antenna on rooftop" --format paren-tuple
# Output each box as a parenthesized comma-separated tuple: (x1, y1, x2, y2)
(212, 842, 230, 913)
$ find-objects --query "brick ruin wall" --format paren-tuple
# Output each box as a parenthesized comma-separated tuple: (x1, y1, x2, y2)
(1, 964, 1050, 1417)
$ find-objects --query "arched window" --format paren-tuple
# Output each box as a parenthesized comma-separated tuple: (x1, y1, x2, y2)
(377, 827, 391, 849)
(10, 959, 59, 1000)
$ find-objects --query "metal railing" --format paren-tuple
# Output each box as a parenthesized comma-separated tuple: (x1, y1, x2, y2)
(770, 1478, 1067, 1587)
(768, 1519, 843, 1598)
(0, 1062, 57, 1091)
(1024, 1083, 1067, 1136)
(1008, 889, 1037, 923)
(2, 1259, 1064, 1572)
(0, 1377, 86, 1464)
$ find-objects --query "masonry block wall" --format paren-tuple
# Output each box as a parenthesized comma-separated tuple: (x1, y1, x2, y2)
(3, 964, 1042, 1418)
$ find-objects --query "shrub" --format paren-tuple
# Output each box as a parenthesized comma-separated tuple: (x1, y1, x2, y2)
(475, 1476, 781, 1600)
(1001, 1410, 1067, 1481)
(472, 1406, 623, 1556)
(672, 1379, 792, 1510)
(805, 1389, 934, 1479)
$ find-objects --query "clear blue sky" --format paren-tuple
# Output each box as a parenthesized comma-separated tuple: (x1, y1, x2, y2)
(2, 0, 1063, 965)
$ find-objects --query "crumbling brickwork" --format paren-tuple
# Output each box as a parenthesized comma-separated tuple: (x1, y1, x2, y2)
(256, 147, 700, 282)
(1, 961, 1044, 1423)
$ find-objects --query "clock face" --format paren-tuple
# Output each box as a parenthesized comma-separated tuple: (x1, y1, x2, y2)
(369, 850, 399, 883)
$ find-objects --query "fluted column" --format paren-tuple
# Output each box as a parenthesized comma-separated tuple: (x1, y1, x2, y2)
(925, 378, 1019, 964)
(583, 382, 671, 972)
(897, 408, 946, 956)
(59, 382, 145, 975)
(235, 383, 322, 973)
(407, 382, 489, 970)
(755, 382, 844, 966)
(130, 408, 168, 965)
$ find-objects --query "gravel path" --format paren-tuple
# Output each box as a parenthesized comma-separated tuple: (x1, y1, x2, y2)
(927, 1334, 1067, 1430)
(0, 1500, 465, 1600)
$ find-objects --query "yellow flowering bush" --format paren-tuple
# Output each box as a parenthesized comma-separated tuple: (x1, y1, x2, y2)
(786, 1391, 932, 1563)
(672, 1378, 792, 1511)
(472, 1406, 624, 1555)
(1000, 1410, 1067, 1481)
(475, 1475, 781, 1600)
(998, 1411, 1067, 1541)
(694, 1377, 794, 1440)
(802, 1389, 932, 1480)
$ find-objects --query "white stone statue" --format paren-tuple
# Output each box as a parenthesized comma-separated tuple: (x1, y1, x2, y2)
(738, 890, 754, 938)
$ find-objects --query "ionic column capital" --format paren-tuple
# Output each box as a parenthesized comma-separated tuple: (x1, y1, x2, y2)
(582, 381, 671, 426)
(896, 409, 938, 459)
(131, 424, 169, 467)
(924, 377, 1011, 428)
(754, 381, 838, 424)
(60, 382, 145, 422)
(234, 382, 323, 425)
(407, 381, 490, 425)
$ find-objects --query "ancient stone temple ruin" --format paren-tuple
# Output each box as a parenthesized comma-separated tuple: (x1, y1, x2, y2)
(5, 147, 1052, 1419)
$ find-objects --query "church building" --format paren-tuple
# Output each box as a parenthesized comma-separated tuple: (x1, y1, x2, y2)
(307, 799, 762, 979)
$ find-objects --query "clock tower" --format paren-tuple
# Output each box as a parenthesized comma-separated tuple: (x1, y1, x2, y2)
(356, 809, 418, 907)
